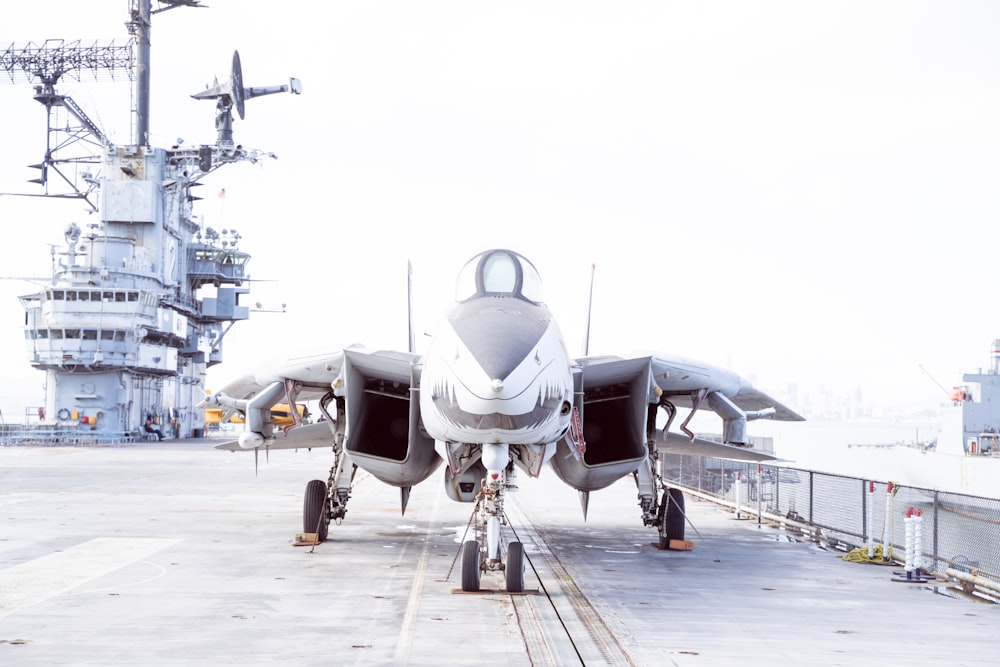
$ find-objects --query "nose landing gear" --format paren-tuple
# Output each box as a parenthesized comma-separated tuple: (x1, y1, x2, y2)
(458, 472, 526, 593)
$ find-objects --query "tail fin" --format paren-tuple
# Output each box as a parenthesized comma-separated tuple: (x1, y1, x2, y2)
(407, 260, 416, 354)
(581, 263, 595, 356)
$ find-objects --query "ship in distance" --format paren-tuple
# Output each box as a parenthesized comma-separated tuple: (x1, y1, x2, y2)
(204, 249, 804, 592)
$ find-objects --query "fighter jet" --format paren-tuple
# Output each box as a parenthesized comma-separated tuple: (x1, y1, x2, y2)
(206, 249, 803, 592)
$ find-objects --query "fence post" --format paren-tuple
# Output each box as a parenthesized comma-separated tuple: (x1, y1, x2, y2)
(881, 482, 894, 562)
(866, 480, 875, 560)
(735, 469, 742, 518)
(932, 490, 939, 574)
(775, 467, 780, 516)
(809, 471, 815, 524)
(862, 480, 867, 555)
(757, 463, 762, 525)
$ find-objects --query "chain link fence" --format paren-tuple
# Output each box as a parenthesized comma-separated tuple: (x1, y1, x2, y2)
(662, 454, 1000, 592)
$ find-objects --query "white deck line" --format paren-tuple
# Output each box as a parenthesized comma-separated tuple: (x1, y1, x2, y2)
(0, 537, 181, 619)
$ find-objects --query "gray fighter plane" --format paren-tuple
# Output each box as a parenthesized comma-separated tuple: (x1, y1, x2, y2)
(206, 249, 803, 592)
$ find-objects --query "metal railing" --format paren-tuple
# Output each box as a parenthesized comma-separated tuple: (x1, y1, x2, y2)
(662, 454, 1000, 589)
(0, 424, 140, 446)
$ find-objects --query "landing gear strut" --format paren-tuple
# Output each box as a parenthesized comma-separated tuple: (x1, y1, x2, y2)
(460, 466, 524, 593)
(300, 392, 353, 543)
(638, 400, 687, 548)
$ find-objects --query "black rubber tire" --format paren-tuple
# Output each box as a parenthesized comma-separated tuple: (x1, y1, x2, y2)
(461, 540, 481, 592)
(506, 541, 525, 593)
(665, 487, 685, 543)
(656, 498, 670, 549)
(303, 479, 329, 542)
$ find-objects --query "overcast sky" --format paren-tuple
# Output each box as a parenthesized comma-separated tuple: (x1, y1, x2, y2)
(2, 1, 999, 425)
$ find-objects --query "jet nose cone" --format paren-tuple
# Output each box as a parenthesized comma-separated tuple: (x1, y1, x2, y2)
(490, 378, 504, 393)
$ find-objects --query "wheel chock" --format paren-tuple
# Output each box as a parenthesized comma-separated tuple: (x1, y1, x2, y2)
(668, 539, 694, 551)
(294, 532, 321, 547)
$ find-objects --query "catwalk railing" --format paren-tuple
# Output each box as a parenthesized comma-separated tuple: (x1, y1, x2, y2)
(662, 454, 1000, 587)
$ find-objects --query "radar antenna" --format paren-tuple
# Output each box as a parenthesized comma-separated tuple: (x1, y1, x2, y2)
(0, 1, 211, 203)
(192, 51, 302, 146)
(1, 39, 134, 202)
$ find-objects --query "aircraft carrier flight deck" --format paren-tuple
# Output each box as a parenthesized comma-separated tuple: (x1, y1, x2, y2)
(1, 438, 995, 666)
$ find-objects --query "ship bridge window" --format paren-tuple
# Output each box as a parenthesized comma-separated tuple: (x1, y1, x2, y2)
(115, 293, 126, 302)
(128, 292, 138, 302)
(115, 331, 125, 342)
(101, 330, 114, 341)
(37, 329, 48, 339)
(103, 292, 114, 302)
(65, 329, 81, 339)
(52, 329, 63, 339)
(82, 330, 97, 340)
(78, 292, 90, 301)
(53, 290, 64, 300)
(66, 292, 77, 301)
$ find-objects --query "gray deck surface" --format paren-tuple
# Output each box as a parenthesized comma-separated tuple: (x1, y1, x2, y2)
(1, 438, 996, 666)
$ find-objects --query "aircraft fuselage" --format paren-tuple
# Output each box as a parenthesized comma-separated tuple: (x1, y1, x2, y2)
(418, 250, 574, 453)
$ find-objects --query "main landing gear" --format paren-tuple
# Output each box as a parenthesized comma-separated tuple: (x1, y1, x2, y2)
(460, 467, 525, 593)
(302, 460, 354, 543)
(638, 400, 687, 548)
(301, 393, 352, 543)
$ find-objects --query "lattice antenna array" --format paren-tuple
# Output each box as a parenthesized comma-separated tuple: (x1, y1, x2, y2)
(1, 39, 134, 87)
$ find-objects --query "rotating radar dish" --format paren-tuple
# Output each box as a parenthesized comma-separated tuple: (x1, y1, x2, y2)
(191, 50, 301, 145)
(232, 51, 246, 120)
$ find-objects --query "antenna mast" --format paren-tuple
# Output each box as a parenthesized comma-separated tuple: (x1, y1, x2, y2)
(128, 0, 152, 145)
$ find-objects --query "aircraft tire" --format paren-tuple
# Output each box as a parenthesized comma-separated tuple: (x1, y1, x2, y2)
(505, 541, 525, 593)
(303, 479, 329, 542)
(665, 487, 685, 543)
(461, 540, 481, 592)
(656, 498, 669, 549)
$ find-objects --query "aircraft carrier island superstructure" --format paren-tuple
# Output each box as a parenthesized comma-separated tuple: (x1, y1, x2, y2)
(2, 1, 299, 442)
(18, 168, 252, 440)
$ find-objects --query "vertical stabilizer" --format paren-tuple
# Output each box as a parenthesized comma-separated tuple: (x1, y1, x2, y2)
(581, 264, 595, 356)
(407, 260, 415, 354)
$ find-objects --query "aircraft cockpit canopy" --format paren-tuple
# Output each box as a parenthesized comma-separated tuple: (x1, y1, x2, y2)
(455, 249, 544, 304)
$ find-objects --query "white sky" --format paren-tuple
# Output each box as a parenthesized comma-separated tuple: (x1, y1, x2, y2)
(2, 1, 999, 423)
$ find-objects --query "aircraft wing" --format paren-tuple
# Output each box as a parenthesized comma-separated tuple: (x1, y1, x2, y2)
(208, 347, 421, 402)
(657, 431, 778, 462)
(575, 352, 804, 421)
(215, 421, 337, 451)
(205, 346, 422, 449)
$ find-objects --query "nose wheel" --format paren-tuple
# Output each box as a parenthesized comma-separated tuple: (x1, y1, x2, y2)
(458, 475, 526, 593)
(461, 540, 481, 591)
(505, 541, 525, 593)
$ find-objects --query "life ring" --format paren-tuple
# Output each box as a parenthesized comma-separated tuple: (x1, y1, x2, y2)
(57, 408, 71, 421)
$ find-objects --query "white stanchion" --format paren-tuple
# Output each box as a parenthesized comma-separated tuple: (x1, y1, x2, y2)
(867, 481, 875, 560)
